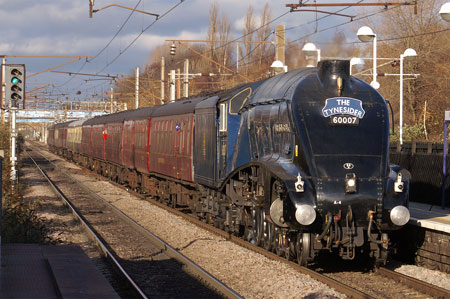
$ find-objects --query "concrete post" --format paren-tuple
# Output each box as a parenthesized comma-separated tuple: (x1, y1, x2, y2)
(275, 25, 285, 65)
(135, 66, 139, 109)
(161, 57, 165, 104)
(183, 59, 189, 98)
(110, 87, 113, 113)
(10, 107, 17, 187)
(176, 68, 181, 100)
(170, 70, 176, 102)
(1, 58, 5, 124)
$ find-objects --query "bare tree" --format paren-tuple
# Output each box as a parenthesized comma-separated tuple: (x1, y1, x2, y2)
(255, 3, 272, 66)
(241, 5, 256, 75)
(361, 0, 450, 141)
(207, 2, 219, 68)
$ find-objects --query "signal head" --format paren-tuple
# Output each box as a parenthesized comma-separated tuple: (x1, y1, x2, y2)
(5, 64, 25, 109)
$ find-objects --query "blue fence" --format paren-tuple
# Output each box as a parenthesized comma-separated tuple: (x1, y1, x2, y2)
(389, 142, 450, 208)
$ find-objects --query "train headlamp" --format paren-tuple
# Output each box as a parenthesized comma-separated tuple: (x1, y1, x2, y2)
(390, 205, 410, 226)
(345, 173, 357, 193)
(295, 205, 316, 225)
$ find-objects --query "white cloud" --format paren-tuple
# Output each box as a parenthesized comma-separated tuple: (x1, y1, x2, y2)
(0, 1, 84, 24)
(134, 30, 206, 51)
(0, 36, 111, 56)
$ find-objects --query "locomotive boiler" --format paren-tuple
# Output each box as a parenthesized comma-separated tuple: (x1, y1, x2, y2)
(48, 60, 410, 266)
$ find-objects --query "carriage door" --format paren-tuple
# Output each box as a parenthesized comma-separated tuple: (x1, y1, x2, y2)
(174, 119, 182, 179)
(218, 102, 227, 180)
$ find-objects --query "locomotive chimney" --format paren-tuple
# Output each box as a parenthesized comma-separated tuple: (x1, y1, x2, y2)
(317, 60, 350, 94)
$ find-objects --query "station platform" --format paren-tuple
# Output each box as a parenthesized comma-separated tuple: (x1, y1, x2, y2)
(0, 244, 119, 299)
(406, 201, 450, 272)
(409, 201, 450, 233)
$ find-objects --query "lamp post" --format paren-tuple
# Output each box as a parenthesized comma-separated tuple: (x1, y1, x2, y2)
(440, 2, 450, 22)
(399, 48, 417, 145)
(302, 42, 321, 67)
(440, 2, 449, 209)
(357, 26, 380, 89)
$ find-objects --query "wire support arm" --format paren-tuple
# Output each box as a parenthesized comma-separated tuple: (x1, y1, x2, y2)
(93, 4, 159, 18)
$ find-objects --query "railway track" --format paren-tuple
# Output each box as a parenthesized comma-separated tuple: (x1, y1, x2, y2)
(139, 193, 450, 299)
(28, 141, 450, 298)
(24, 144, 240, 299)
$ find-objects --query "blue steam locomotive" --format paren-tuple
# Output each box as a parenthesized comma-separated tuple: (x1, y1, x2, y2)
(48, 60, 410, 266)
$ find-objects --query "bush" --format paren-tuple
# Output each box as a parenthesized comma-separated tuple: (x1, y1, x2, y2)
(1, 194, 47, 243)
(0, 126, 46, 243)
(390, 123, 427, 142)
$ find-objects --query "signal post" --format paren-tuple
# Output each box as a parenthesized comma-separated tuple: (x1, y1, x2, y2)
(5, 64, 25, 186)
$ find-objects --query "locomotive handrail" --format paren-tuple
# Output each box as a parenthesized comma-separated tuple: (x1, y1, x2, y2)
(386, 100, 395, 135)
(240, 98, 288, 112)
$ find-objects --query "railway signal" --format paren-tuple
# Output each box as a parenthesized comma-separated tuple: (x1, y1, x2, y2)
(170, 43, 176, 56)
(5, 64, 26, 109)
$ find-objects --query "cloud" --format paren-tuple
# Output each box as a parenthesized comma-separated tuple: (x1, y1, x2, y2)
(134, 30, 206, 51)
(0, 36, 112, 56)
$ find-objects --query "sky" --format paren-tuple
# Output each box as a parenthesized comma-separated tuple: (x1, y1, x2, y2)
(0, 0, 373, 103)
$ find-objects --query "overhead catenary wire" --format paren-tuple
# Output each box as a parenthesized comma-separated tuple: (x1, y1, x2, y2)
(58, 1, 185, 96)
(97, 0, 186, 74)
(234, 3, 404, 70)
(57, 0, 142, 90)
(174, 1, 365, 71)
(88, 0, 143, 63)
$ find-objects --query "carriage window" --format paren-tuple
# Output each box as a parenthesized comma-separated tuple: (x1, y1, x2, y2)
(219, 103, 227, 132)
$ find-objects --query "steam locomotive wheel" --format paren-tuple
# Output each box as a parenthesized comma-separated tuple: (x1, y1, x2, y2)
(274, 228, 290, 258)
(244, 207, 257, 245)
(259, 209, 275, 251)
(296, 233, 311, 267)
(254, 207, 263, 246)
(274, 227, 283, 256)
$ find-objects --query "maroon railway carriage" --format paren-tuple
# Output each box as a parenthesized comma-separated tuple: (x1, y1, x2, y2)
(120, 107, 155, 175)
(148, 97, 202, 182)
(48, 97, 203, 197)
(82, 111, 128, 174)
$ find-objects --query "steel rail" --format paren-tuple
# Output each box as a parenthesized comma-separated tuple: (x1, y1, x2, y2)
(34, 139, 368, 298)
(147, 190, 449, 299)
(27, 143, 242, 299)
(24, 148, 148, 298)
(376, 267, 450, 298)
(147, 197, 374, 299)
(33, 142, 450, 298)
